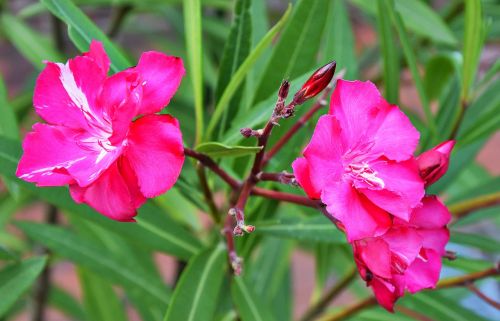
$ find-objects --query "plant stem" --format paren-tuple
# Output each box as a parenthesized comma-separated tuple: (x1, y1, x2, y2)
(196, 164, 220, 223)
(263, 87, 331, 167)
(257, 171, 297, 185)
(319, 265, 500, 321)
(449, 100, 468, 140)
(449, 192, 500, 221)
(107, 4, 133, 38)
(299, 266, 357, 321)
(395, 306, 436, 321)
(466, 282, 500, 309)
(252, 187, 320, 208)
(184, 148, 239, 188)
(31, 205, 58, 321)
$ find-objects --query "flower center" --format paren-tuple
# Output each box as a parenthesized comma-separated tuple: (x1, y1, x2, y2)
(346, 162, 385, 189)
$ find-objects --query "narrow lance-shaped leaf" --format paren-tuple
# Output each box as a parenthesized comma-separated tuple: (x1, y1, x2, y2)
(0, 256, 47, 318)
(253, 0, 330, 104)
(205, 4, 292, 139)
(163, 244, 226, 321)
(231, 276, 278, 321)
(377, 0, 399, 104)
(41, 0, 131, 72)
(195, 142, 262, 158)
(183, 0, 204, 144)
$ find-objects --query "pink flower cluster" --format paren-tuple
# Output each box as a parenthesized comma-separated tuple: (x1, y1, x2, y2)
(293, 80, 455, 310)
(16, 41, 185, 221)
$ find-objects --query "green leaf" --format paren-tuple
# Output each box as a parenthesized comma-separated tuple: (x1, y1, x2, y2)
(163, 244, 226, 321)
(253, 0, 330, 103)
(424, 55, 458, 101)
(323, 0, 357, 79)
(0, 136, 201, 260)
(206, 4, 292, 139)
(0, 246, 17, 261)
(16, 222, 170, 308)
(386, 0, 437, 138)
(41, 0, 131, 72)
(461, 0, 484, 102)
(0, 14, 63, 70)
(0, 256, 47, 317)
(48, 286, 87, 321)
(215, 0, 252, 136)
(255, 214, 346, 244)
(377, 0, 399, 104)
(450, 232, 499, 253)
(196, 142, 262, 158)
(183, 0, 204, 144)
(231, 277, 277, 321)
(351, 0, 457, 45)
(78, 268, 128, 321)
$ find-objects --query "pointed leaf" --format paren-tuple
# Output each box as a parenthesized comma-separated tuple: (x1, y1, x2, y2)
(196, 142, 262, 158)
(231, 276, 277, 321)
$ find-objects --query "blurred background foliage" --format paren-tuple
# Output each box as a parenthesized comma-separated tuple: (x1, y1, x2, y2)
(0, 0, 499, 320)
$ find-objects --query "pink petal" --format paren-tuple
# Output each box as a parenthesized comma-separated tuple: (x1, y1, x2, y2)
(361, 159, 424, 221)
(134, 52, 185, 115)
(322, 181, 391, 241)
(370, 278, 398, 312)
(357, 238, 392, 279)
(34, 56, 107, 131)
(69, 157, 146, 221)
(16, 123, 122, 187)
(83, 40, 110, 75)
(124, 114, 184, 197)
(403, 249, 442, 293)
(409, 195, 451, 228)
(292, 157, 320, 199)
(417, 228, 449, 255)
(302, 115, 344, 192)
(383, 227, 422, 270)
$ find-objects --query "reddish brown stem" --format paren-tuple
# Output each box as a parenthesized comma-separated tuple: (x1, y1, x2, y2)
(184, 148, 239, 188)
(263, 87, 331, 167)
(257, 171, 297, 185)
(252, 187, 320, 208)
(395, 306, 436, 321)
(466, 282, 500, 310)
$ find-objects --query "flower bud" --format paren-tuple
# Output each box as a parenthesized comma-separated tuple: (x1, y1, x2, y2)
(278, 80, 290, 100)
(416, 140, 455, 187)
(293, 60, 336, 104)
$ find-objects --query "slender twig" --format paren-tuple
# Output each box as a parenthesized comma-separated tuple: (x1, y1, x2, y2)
(450, 192, 500, 221)
(107, 4, 133, 38)
(299, 267, 357, 321)
(395, 306, 436, 321)
(257, 171, 297, 185)
(31, 205, 58, 321)
(184, 148, 239, 188)
(319, 265, 500, 321)
(263, 86, 331, 167)
(252, 187, 320, 208)
(196, 164, 220, 223)
(466, 282, 500, 310)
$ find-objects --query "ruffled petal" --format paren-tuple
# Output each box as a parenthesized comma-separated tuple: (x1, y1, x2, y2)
(383, 227, 423, 270)
(361, 159, 424, 221)
(302, 115, 344, 192)
(16, 123, 122, 187)
(403, 249, 442, 293)
(124, 114, 184, 197)
(69, 157, 146, 221)
(357, 238, 392, 279)
(409, 195, 451, 228)
(417, 228, 449, 256)
(83, 40, 110, 75)
(134, 52, 185, 115)
(370, 278, 398, 312)
(322, 181, 391, 241)
(292, 157, 320, 199)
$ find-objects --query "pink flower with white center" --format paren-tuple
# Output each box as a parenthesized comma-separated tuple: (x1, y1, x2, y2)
(293, 80, 424, 241)
(353, 196, 451, 311)
(16, 40, 185, 221)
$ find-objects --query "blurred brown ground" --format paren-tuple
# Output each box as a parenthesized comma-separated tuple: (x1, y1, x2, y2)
(1, 1, 498, 320)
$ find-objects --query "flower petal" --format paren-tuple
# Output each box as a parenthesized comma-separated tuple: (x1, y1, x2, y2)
(409, 195, 451, 228)
(16, 123, 122, 187)
(302, 115, 344, 192)
(34, 56, 107, 131)
(124, 114, 184, 197)
(83, 40, 110, 75)
(322, 181, 391, 241)
(383, 227, 422, 269)
(403, 249, 442, 293)
(370, 278, 398, 312)
(357, 238, 392, 279)
(292, 157, 320, 199)
(361, 159, 424, 221)
(134, 52, 185, 115)
(69, 157, 146, 221)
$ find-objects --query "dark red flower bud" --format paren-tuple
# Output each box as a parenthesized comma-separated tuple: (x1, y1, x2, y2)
(293, 60, 336, 104)
(416, 140, 455, 187)
(278, 80, 290, 100)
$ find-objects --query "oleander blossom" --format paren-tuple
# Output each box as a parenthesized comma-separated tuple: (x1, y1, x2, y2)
(293, 80, 424, 241)
(16, 40, 185, 221)
(353, 196, 451, 311)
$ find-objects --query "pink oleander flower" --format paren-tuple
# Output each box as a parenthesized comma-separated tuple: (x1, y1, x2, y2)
(292, 80, 424, 241)
(16, 41, 185, 221)
(416, 140, 455, 187)
(353, 196, 451, 311)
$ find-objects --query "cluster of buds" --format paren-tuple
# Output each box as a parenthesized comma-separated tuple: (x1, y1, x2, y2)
(228, 207, 255, 236)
